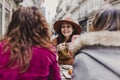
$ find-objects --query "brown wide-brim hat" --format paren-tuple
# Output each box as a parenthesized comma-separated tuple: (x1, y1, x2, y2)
(54, 17, 82, 34)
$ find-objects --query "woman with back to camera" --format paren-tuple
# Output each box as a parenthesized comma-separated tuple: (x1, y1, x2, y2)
(70, 8, 120, 80)
(52, 17, 82, 65)
(0, 6, 61, 80)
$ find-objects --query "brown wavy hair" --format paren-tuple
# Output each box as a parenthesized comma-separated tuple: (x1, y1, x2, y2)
(3, 6, 51, 73)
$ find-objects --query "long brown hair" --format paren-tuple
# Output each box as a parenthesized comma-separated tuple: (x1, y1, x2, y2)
(2, 6, 51, 73)
(92, 8, 120, 31)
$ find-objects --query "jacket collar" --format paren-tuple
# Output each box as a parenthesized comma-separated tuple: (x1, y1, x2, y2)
(70, 31, 120, 54)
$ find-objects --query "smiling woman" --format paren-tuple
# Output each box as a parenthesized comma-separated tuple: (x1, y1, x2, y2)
(51, 17, 82, 65)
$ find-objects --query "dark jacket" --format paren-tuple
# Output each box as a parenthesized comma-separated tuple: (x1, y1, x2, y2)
(70, 31, 120, 80)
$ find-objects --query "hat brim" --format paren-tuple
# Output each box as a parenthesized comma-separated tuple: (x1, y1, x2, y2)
(54, 20, 82, 34)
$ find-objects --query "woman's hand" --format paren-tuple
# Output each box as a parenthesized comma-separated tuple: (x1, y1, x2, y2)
(57, 42, 67, 51)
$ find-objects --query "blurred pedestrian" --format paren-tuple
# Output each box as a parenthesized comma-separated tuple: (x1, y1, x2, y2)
(52, 17, 82, 65)
(70, 8, 120, 80)
(0, 6, 61, 80)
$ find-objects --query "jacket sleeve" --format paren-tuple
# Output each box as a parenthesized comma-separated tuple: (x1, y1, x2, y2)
(49, 52, 61, 80)
(72, 53, 89, 80)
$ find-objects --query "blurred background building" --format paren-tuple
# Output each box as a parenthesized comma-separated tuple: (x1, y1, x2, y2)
(52, 0, 120, 33)
(0, 0, 120, 37)
(0, 0, 46, 37)
(0, 0, 23, 37)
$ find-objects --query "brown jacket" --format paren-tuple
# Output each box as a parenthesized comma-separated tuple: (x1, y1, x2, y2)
(51, 37, 73, 65)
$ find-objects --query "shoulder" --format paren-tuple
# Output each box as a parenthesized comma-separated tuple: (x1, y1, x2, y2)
(0, 41, 2, 48)
(32, 46, 58, 66)
(32, 46, 57, 58)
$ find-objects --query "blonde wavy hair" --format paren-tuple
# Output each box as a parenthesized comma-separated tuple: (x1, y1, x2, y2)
(92, 8, 120, 31)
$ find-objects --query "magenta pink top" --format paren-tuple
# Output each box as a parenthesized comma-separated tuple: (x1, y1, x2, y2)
(0, 41, 61, 80)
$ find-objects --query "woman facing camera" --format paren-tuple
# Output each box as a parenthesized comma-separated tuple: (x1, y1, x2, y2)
(52, 17, 82, 65)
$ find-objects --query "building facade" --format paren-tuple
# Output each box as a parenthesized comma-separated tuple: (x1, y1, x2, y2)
(0, 0, 45, 37)
(53, 0, 120, 33)
(0, 0, 23, 37)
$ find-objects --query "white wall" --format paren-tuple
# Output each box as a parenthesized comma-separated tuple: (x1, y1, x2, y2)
(44, 0, 58, 22)
(20, 0, 34, 6)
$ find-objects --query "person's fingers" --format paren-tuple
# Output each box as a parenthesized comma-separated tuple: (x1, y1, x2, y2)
(60, 46, 66, 50)
(58, 46, 64, 51)
(62, 42, 66, 46)
(57, 43, 67, 51)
